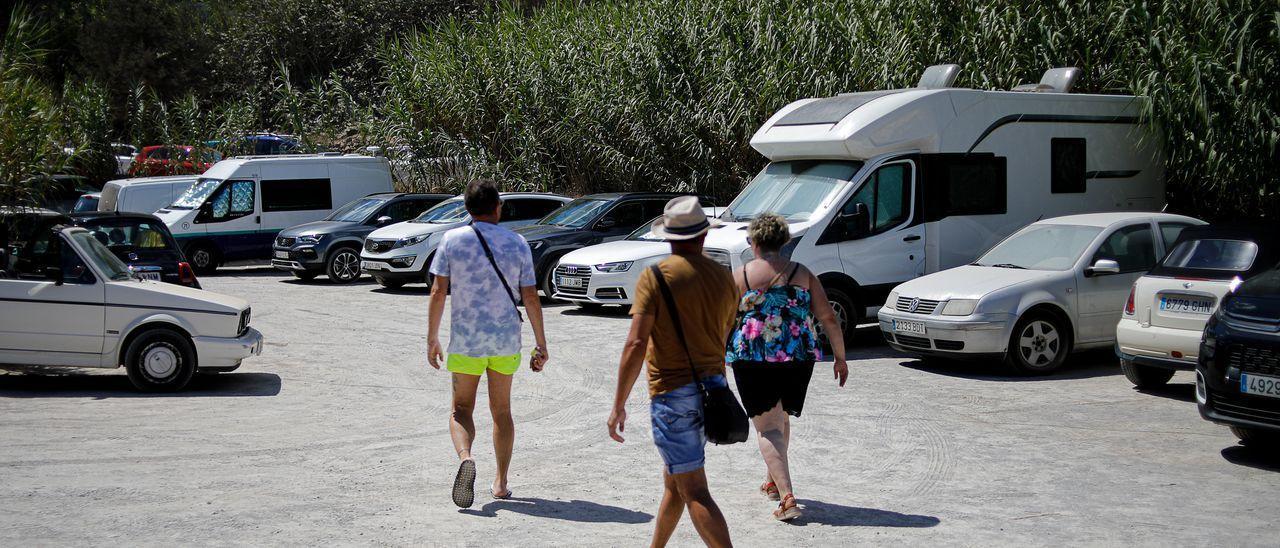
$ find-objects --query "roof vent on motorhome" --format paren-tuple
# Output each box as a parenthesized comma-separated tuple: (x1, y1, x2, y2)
(1012, 67, 1081, 93)
(916, 64, 961, 89)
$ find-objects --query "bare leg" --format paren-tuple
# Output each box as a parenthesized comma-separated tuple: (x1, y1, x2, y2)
(651, 470, 684, 548)
(487, 370, 515, 496)
(450, 373, 482, 461)
(671, 469, 732, 548)
(752, 403, 794, 498)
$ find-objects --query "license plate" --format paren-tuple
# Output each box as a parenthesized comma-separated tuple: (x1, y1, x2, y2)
(137, 272, 161, 281)
(1159, 294, 1214, 314)
(557, 276, 583, 288)
(273, 250, 290, 259)
(893, 319, 926, 335)
(361, 261, 382, 271)
(1242, 373, 1280, 399)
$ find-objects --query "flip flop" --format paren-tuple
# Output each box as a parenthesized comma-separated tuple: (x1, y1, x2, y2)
(491, 488, 512, 500)
(452, 459, 476, 508)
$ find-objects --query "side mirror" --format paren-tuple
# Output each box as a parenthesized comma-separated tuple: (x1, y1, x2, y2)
(596, 218, 617, 230)
(197, 202, 213, 220)
(375, 215, 393, 226)
(840, 202, 871, 240)
(1087, 259, 1121, 276)
(44, 266, 63, 286)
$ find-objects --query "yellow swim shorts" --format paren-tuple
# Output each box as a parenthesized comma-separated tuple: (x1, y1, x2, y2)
(447, 353, 521, 376)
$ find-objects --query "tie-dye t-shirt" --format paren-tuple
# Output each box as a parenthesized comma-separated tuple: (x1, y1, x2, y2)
(430, 223, 536, 357)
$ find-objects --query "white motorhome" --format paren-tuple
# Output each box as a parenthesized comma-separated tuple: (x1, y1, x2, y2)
(700, 65, 1165, 339)
(155, 154, 393, 273)
(98, 175, 198, 214)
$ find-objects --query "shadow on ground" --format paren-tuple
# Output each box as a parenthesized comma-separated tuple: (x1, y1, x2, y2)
(0, 370, 281, 398)
(1221, 445, 1280, 472)
(1136, 382, 1196, 403)
(370, 285, 433, 295)
(460, 496, 653, 524)
(898, 349, 1119, 381)
(794, 500, 941, 528)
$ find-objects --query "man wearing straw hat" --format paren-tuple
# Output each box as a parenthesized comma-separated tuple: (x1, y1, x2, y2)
(608, 196, 737, 547)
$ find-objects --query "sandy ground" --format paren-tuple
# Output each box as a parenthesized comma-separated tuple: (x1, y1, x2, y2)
(1, 267, 1277, 546)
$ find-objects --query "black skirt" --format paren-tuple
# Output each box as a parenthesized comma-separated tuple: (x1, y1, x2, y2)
(731, 360, 815, 418)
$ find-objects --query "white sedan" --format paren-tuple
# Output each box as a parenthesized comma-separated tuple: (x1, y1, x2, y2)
(878, 212, 1204, 374)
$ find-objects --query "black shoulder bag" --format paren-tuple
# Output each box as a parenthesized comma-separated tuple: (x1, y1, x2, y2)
(471, 224, 523, 323)
(648, 264, 748, 445)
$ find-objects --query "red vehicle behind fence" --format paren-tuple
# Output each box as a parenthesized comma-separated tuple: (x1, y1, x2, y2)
(127, 145, 221, 177)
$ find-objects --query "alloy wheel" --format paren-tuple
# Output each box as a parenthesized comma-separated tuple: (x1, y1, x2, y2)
(1017, 320, 1060, 367)
(331, 250, 360, 281)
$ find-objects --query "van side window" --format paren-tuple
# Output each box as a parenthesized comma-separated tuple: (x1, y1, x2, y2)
(209, 180, 255, 220)
(1051, 138, 1086, 193)
(1092, 224, 1156, 273)
(920, 154, 1007, 219)
(844, 163, 912, 235)
(261, 179, 332, 212)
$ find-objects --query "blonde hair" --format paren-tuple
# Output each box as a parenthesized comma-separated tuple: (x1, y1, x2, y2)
(747, 212, 790, 252)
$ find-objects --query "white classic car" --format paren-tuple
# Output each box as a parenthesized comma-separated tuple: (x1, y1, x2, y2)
(878, 212, 1204, 374)
(0, 225, 262, 391)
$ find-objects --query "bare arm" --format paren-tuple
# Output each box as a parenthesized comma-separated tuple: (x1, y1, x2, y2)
(427, 276, 450, 369)
(608, 312, 655, 442)
(806, 269, 848, 386)
(520, 285, 548, 371)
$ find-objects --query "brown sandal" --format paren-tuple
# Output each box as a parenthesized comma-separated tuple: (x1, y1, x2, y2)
(774, 493, 801, 522)
(759, 481, 780, 501)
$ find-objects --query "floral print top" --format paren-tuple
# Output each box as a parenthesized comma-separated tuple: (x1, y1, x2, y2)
(725, 278, 822, 366)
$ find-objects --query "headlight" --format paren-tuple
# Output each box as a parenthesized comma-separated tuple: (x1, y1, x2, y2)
(595, 261, 633, 273)
(397, 233, 430, 247)
(390, 255, 417, 268)
(529, 240, 544, 250)
(941, 298, 978, 316)
(886, 291, 899, 309)
(297, 234, 324, 245)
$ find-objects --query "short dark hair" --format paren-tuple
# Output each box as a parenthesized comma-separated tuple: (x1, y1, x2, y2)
(464, 179, 501, 216)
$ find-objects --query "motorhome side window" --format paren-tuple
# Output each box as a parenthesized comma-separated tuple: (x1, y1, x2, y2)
(261, 179, 333, 212)
(208, 180, 255, 221)
(920, 154, 1007, 220)
(1051, 138, 1086, 193)
(843, 163, 912, 235)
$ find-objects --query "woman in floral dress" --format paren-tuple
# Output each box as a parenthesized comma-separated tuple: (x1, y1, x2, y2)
(725, 213, 849, 521)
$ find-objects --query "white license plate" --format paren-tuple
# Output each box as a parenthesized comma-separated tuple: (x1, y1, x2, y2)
(893, 319, 927, 335)
(273, 250, 290, 259)
(137, 272, 161, 281)
(557, 276, 583, 288)
(1159, 294, 1214, 314)
(1242, 373, 1280, 399)
(361, 261, 382, 271)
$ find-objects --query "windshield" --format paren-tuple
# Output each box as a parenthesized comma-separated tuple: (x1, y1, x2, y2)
(70, 230, 132, 281)
(411, 200, 469, 223)
(170, 177, 222, 209)
(1163, 239, 1258, 271)
(627, 216, 663, 242)
(976, 224, 1104, 271)
(539, 199, 611, 228)
(327, 198, 385, 222)
(725, 160, 861, 222)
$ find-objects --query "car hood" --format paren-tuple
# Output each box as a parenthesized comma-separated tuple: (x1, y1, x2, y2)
(891, 265, 1061, 300)
(515, 223, 580, 240)
(153, 208, 195, 227)
(278, 220, 360, 238)
(106, 278, 247, 314)
(560, 239, 670, 266)
(367, 220, 462, 240)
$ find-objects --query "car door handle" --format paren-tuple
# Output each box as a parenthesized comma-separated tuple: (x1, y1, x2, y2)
(903, 235, 921, 242)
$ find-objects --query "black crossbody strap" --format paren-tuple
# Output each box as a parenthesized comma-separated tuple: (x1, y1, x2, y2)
(471, 224, 523, 323)
(648, 264, 703, 391)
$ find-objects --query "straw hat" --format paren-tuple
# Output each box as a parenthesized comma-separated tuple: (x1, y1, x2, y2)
(651, 196, 722, 241)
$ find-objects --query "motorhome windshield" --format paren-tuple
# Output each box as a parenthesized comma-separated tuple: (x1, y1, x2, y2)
(327, 198, 384, 222)
(725, 160, 862, 222)
(539, 199, 611, 228)
(169, 178, 222, 209)
(411, 201, 469, 224)
(975, 224, 1104, 271)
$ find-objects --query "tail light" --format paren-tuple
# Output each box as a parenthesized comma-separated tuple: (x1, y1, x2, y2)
(1124, 284, 1136, 316)
(178, 261, 199, 287)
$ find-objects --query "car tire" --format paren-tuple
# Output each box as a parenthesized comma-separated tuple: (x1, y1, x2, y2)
(822, 285, 857, 347)
(1004, 312, 1072, 375)
(186, 243, 218, 275)
(292, 271, 318, 281)
(326, 247, 362, 284)
(124, 328, 196, 392)
(375, 277, 406, 289)
(1231, 425, 1280, 447)
(540, 263, 561, 302)
(1120, 358, 1175, 388)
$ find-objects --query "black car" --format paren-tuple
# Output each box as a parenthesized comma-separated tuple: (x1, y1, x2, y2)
(1197, 267, 1280, 445)
(515, 192, 708, 297)
(67, 211, 200, 288)
(272, 192, 451, 283)
(1, 208, 70, 275)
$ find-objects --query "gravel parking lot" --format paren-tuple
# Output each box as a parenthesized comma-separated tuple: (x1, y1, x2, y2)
(2, 267, 1278, 546)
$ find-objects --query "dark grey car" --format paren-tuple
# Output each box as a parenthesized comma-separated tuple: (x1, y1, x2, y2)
(271, 192, 451, 283)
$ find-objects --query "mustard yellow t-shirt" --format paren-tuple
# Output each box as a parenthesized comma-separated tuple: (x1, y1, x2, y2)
(630, 253, 738, 396)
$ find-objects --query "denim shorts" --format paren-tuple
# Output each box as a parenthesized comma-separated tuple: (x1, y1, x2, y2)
(650, 374, 726, 475)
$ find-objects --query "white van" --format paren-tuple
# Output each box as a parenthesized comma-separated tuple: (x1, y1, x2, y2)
(155, 154, 393, 273)
(699, 65, 1165, 340)
(98, 175, 198, 214)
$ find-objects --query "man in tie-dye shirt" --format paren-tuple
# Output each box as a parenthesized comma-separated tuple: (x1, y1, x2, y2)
(427, 179, 549, 508)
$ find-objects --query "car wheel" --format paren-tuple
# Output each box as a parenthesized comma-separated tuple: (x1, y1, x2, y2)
(186, 243, 218, 275)
(326, 247, 362, 284)
(540, 264, 560, 302)
(375, 276, 405, 289)
(292, 271, 318, 281)
(821, 285, 856, 347)
(1005, 313, 1072, 374)
(124, 328, 196, 392)
(1120, 358, 1175, 388)
(1231, 425, 1280, 447)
